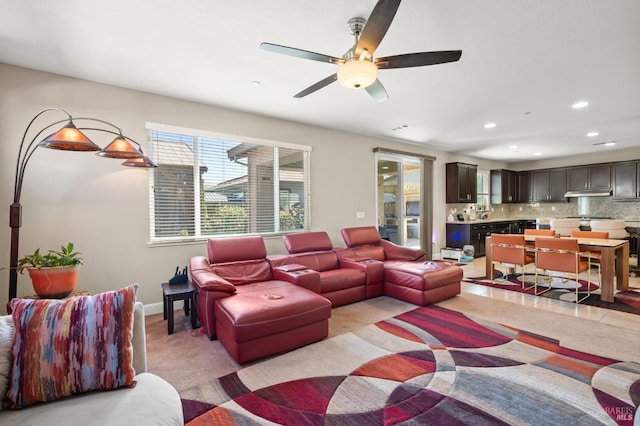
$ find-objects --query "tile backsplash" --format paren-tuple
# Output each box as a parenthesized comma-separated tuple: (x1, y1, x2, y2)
(447, 197, 640, 221)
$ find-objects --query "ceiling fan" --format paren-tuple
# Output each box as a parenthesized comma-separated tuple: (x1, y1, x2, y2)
(260, 0, 462, 102)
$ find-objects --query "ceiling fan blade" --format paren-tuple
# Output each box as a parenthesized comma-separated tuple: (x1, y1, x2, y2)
(356, 0, 401, 58)
(260, 42, 344, 64)
(365, 79, 389, 102)
(376, 50, 462, 69)
(293, 74, 338, 98)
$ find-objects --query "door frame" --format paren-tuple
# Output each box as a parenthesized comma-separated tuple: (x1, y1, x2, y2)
(374, 148, 434, 259)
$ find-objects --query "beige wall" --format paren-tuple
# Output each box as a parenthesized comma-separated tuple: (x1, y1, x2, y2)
(0, 63, 506, 308)
(3, 63, 635, 309)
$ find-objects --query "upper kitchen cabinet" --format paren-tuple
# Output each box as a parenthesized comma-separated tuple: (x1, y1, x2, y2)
(446, 162, 477, 203)
(566, 164, 611, 194)
(490, 169, 518, 204)
(613, 161, 640, 200)
(517, 171, 530, 203)
(531, 168, 567, 202)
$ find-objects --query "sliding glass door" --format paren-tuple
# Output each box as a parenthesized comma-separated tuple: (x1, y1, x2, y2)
(376, 155, 423, 249)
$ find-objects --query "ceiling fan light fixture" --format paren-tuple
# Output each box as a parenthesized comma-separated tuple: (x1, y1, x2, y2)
(337, 60, 377, 89)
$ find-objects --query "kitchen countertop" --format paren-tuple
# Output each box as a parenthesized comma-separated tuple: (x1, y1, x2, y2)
(447, 218, 640, 227)
(446, 218, 536, 224)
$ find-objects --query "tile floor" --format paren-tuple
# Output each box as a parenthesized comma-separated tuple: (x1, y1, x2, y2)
(458, 256, 640, 332)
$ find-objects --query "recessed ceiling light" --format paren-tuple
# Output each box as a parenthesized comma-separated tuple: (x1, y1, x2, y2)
(251, 81, 261, 86)
(509, 145, 518, 150)
(391, 124, 409, 131)
(586, 131, 599, 137)
(484, 122, 496, 129)
(593, 141, 616, 147)
(533, 152, 542, 156)
(572, 101, 589, 109)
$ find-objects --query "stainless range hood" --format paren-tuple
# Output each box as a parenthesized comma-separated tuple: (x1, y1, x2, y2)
(564, 189, 612, 197)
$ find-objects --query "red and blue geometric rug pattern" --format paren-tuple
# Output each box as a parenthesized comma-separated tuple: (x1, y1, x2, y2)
(182, 305, 639, 425)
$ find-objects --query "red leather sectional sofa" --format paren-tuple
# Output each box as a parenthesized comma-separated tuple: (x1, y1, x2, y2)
(190, 236, 332, 364)
(189, 226, 462, 364)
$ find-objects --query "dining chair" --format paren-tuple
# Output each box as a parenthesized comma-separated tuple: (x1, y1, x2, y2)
(523, 229, 556, 252)
(490, 234, 534, 289)
(534, 237, 592, 303)
(570, 230, 609, 284)
(524, 229, 556, 236)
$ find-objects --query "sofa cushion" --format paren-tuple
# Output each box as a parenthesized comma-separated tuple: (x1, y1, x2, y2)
(6, 284, 138, 408)
(212, 260, 272, 285)
(341, 245, 386, 262)
(341, 226, 381, 247)
(0, 372, 183, 426)
(214, 281, 331, 344)
(0, 315, 13, 409)
(283, 231, 333, 254)
(289, 251, 341, 272)
(318, 269, 366, 293)
(208, 236, 266, 263)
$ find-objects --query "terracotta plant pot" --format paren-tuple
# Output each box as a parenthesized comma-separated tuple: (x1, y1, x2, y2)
(27, 265, 79, 298)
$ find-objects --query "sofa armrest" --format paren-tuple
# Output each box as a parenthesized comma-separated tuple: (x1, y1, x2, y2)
(273, 265, 321, 294)
(191, 270, 237, 294)
(132, 302, 147, 374)
(380, 239, 426, 261)
(338, 257, 384, 285)
(189, 256, 237, 294)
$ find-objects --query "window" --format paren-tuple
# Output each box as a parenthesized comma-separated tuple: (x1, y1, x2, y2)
(146, 123, 311, 243)
(476, 170, 490, 212)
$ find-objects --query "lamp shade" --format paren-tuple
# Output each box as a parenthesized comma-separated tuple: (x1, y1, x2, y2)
(121, 155, 158, 168)
(96, 136, 144, 159)
(337, 60, 378, 89)
(38, 121, 101, 151)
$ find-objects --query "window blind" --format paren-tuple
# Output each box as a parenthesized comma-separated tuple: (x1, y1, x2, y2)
(147, 126, 311, 242)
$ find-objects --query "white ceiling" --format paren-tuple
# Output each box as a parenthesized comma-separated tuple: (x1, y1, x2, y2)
(1, 0, 639, 163)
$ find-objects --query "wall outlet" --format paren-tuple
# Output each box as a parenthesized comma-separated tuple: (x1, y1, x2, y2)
(551, 206, 556, 211)
(356, 211, 365, 219)
(518, 207, 523, 211)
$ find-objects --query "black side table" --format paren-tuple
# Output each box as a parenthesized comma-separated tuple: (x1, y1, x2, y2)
(161, 281, 198, 335)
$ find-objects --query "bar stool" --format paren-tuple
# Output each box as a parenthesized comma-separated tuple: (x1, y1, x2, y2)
(549, 219, 580, 237)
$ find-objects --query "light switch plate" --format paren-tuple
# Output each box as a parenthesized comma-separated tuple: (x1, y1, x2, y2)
(356, 212, 365, 219)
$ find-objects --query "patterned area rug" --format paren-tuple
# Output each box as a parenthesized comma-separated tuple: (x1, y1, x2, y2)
(465, 272, 640, 315)
(181, 305, 639, 425)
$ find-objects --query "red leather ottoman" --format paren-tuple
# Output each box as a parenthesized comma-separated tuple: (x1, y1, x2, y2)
(382, 260, 462, 306)
(214, 281, 332, 364)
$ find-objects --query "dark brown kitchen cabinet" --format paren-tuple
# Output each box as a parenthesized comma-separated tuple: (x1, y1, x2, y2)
(490, 169, 519, 204)
(517, 171, 530, 203)
(446, 162, 477, 203)
(531, 169, 567, 202)
(566, 164, 611, 191)
(612, 161, 640, 200)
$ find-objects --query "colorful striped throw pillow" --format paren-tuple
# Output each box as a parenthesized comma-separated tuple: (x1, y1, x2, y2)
(6, 284, 138, 408)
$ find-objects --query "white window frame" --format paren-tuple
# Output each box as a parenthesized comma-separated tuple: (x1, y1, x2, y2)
(145, 122, 311, 245)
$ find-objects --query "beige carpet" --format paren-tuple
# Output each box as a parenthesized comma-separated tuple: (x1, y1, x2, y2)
(146, 292, 640, 400)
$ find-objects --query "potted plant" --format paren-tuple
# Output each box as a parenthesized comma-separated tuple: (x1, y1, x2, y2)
(17, 242, 83, 298)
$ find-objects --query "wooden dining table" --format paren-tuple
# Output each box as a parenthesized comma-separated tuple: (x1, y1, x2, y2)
(485, 235, 629, 303)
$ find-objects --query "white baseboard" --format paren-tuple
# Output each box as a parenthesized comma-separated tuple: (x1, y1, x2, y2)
(144, 301, 164, 316)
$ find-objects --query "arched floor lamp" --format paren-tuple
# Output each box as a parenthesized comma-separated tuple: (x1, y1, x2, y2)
(9, 107, 157, 304)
